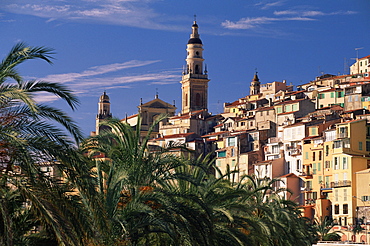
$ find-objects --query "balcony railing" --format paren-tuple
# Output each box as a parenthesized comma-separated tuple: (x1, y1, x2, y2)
(268, 137, 282, 144)
(338, 132, 348, 139)
(330, 180, 351, 188)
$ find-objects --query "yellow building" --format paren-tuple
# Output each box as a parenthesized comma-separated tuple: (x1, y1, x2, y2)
(316, 88, 345, 109)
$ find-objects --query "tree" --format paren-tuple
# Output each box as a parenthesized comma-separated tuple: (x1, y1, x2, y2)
(0, 42, 84, 246)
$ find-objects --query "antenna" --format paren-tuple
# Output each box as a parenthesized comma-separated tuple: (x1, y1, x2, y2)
(355, 47, 364, 60)
(194, 14, 197, 22)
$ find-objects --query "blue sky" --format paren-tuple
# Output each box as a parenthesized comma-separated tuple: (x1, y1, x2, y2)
(1, 0, 369, 136)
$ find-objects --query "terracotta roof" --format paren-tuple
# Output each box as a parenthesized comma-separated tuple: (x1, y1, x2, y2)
(302, 135, 321, 140)
(319, 88, 342, 93)
(225, 100, 243, 107)
(121, 113, 139, 121)
(280, 173, 298, 178)
(171, 110, 204, 120)
(274, 98, 306, 106)
(342, 109, 365, 113)
(153, 132, 196, 140)
(336, 118, 366, 125)
(282, 122, 305, 128)
(202, 131, 228, 137)
(256, 106, 275, 111)
(359, 55, 370, 60)
(277, 111, 296, 115)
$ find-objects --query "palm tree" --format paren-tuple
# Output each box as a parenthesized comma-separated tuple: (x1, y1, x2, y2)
(0, 42, 84, 245)
(77, 116, 192, 245)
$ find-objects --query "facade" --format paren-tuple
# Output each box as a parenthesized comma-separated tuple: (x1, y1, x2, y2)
(350, 55, 370, 75)
(89, 20, 370, 244)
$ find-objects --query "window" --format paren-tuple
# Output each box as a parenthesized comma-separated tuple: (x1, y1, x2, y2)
(285, 105, 291, 112)
(325, 145, 329, 156)
(292, 104, 298, 111)
(217, 151, 226, 158)
(231, 148, 235, 157)
(320, 93, 325, 99)
(342, 157, 348, 169)
(343, 189, 347, 201)
(318, 162, 321, 171)
(305, 152, 309, 159)
(231, 159, 236, 167)
(277, 107, 282, 114)
(195, 93, 201, 106)
(334, 157, 339, 170)
(362, 196, 370, 201)
(359, 141, 363, 150)
(227, 137, 236, 147)
(216, 160, 222, 167)
(325, 176, 330, 188)
(367, 141, 370, 152)
(318, 176, 323, 184)
(348, 95, 352, 102)
(313, 152, 316, 161)
(334, 204, 339, 214)
(311, 127, 317, 136)
(343, 204, 348, 214)
(331, 92, 334, 98)
(319, 151, 322, 161)
(296, 160, 301, 171)
(335, 190, 339, 202)
(325, 161, 330, 168)
(313, 163, 317, 174)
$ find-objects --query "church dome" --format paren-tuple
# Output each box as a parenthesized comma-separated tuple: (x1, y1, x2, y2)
(100, 91, 110, 103)
(188, 37, 202, 44)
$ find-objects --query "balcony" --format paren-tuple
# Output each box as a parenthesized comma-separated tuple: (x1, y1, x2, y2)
(330, 180, 351, 188)
(289, 148, 302, 156)
(300, 172, 313, 178)
(268, 137, 282, 144)
(333, 139, 350, 149)
(338, 132, 348, 139)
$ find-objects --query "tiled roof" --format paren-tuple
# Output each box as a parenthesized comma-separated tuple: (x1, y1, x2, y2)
(274, 98, 306, 106)
(153, 132, 196, 140)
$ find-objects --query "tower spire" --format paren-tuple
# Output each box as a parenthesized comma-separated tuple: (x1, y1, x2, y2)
(181, 20, 210, 114)
(250, 71, 261, 95)
(96, 91, 112, 135)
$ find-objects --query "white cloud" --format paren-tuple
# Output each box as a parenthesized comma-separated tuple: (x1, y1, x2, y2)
(274, 10, 357, 17)
(42, 60, 161, 83)
(33, 60, 180, 103)
(255, 1, 285, 10)
(2, 1, 179, 30)
(221, 16, 314, 30)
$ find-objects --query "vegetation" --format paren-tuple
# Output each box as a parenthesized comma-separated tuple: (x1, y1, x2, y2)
(0, 43, 318, 245)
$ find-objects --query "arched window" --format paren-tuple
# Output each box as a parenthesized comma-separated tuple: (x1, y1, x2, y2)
(195, 64, 199, 74)
(196, 93, 201, 106)
(185, 93, 188, 107)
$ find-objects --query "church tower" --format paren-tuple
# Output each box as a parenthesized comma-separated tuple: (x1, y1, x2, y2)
(250, 72, 260, 95)
(181, 20, 210, 114)
(96, 91, 112, 135)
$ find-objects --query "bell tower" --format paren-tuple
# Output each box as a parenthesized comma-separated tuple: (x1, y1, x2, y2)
(96, 91, 112, 135)
(181, 20, 210, 114)
(250, 72, 260, 95)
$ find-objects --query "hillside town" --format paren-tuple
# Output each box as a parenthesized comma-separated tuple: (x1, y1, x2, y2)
(92, 21, 370, 243)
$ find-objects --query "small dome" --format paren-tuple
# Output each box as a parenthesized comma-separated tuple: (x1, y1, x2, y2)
(100, 91, 110, 103)
(188, 38, 202, 44)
